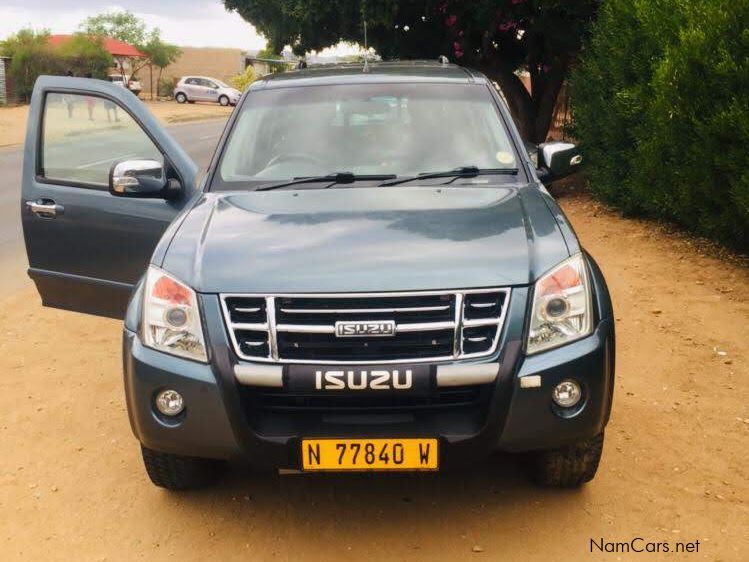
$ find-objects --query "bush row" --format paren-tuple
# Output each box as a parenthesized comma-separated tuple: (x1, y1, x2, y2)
(570, 0, 749, 251)
(1, 30, 113, 102)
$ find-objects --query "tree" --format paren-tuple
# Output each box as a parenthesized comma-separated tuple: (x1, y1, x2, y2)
(55, 33, 113, 79)
(142, 35, 181, 97)
(223, 0, 599, 142)
(0, 29, 58, 102)
(80, 10, 148, 46)
(256, 47, 282, 60)
(80, 10, 179, 89)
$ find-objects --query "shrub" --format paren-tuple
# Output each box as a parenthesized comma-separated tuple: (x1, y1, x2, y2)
(0, 29, 59, 102)
(1, 29, 114, 102)
(157, 77, 175, 98)
(55, 33, 113, 79)
(229, 65, 257, 91)
(571, 0, 749, 251)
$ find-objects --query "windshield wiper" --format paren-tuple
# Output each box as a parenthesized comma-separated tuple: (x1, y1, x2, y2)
(256, 172, 396, 192)
(379, 166, 518, 187)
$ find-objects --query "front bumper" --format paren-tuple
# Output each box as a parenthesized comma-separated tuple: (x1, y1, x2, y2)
(123, 284, 615, 468)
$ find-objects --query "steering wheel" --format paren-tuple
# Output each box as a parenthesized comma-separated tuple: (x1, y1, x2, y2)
(265, 152, 325, 169)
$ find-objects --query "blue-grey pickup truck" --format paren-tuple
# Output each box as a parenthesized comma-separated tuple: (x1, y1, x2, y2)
(21, 62, 614, 490)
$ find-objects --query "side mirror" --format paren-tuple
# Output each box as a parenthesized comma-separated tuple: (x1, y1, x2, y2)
(109, 159, 181, 198)
(537, 142, 583, 185)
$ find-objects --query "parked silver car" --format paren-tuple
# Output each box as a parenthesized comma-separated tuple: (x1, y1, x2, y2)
(173, 76, 241, 106)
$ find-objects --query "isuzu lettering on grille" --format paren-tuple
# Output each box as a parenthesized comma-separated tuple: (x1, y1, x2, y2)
(335, 320, 396, 337)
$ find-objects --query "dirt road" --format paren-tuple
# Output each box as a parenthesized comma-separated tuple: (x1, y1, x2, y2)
(0, 193, 747, 561)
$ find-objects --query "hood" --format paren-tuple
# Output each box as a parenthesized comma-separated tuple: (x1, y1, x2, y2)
(160, 185, 570, 293)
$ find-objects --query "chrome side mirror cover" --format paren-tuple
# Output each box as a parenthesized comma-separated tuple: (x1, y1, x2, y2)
(537, 142, 584, 185)
(110, 159, 168, 197)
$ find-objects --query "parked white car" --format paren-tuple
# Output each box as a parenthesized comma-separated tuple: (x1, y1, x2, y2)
(173, 76, 241, 106)
(108, 74, 142, 97)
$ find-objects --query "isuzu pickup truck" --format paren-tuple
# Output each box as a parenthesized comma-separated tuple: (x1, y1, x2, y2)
(21, 62, 614, 490)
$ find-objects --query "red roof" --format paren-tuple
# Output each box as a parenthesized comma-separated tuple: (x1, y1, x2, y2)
(48, 34, 145, 58)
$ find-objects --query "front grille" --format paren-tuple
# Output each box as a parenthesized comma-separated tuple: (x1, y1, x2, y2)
(221, 289, 510, 364)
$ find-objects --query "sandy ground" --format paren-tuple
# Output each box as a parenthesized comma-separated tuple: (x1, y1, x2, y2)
(0, 193, 747, 561)
(0, 101, 232, 147)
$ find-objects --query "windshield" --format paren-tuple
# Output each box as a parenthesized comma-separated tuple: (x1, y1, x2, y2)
(215, 79, 231, 89)
(214, 83, 519, 190)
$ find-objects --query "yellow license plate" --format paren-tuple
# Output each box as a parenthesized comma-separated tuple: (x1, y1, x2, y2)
(301, 438, 439, 471)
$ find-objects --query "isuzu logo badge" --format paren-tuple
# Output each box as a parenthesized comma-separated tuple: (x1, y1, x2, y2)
(335, 320, 396, 337)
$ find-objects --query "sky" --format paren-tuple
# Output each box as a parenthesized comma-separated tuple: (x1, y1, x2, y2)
(0, 0, 269, 50)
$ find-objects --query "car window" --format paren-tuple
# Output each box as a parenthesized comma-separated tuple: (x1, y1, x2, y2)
(216, 83, 519, 187)
(41, 92, 163, 188)
(185, 78, 197, 85)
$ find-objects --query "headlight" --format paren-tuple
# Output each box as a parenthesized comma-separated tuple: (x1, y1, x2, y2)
(527, 253, 593, 354)
(142, 266, 207, 362)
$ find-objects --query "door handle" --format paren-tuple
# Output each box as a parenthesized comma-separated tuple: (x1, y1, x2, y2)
(26, 200, 64, 218)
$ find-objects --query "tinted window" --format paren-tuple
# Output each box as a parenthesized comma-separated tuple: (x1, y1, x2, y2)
(41, 92, 162, 187)
(216, 83, 518, 188)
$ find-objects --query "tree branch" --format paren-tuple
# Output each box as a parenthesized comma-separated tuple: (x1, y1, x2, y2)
(533, 59, 569, 142)
(478, 57, 535, 141)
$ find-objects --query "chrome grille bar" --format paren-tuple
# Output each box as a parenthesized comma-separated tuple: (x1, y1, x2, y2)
(221, 288, 510, 364)
(279, 305, 450, 314)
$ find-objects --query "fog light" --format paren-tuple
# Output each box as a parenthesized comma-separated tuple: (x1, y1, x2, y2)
(155, 389, 184, 416)
(552, 380, 582, 408)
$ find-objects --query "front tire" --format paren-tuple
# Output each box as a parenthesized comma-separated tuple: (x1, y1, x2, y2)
(219, 95, 230, 107)
(175, 92, 187, 104)
(141, 446, 222, 490)
(529, 432, 604, 488)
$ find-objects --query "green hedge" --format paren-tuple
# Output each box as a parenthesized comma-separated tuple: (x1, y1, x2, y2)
(570, 0, 749, 251)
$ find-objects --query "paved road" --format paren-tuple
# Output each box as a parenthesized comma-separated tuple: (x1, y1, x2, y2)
(0, 118, 226, 293)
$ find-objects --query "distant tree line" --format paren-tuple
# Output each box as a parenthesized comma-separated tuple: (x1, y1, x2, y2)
(0, 10, 180, 102)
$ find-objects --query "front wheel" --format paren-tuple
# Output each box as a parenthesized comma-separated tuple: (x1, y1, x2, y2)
(175, 92, 187, 104)
(529, 432, 604, 488)
(141, 446, 223, 490)
(218, 95, 230, 107)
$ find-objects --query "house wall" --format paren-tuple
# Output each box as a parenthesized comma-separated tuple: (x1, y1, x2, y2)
(140, 46, 245, 98)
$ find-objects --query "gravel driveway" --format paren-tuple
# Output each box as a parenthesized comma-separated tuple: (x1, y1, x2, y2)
(0, 193, 746, 561)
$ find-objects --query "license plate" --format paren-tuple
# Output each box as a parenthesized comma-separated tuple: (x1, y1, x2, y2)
(301, 438, 439, 471)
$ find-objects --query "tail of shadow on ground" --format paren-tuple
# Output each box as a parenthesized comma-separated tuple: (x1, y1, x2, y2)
(159, 451, 590, 519)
